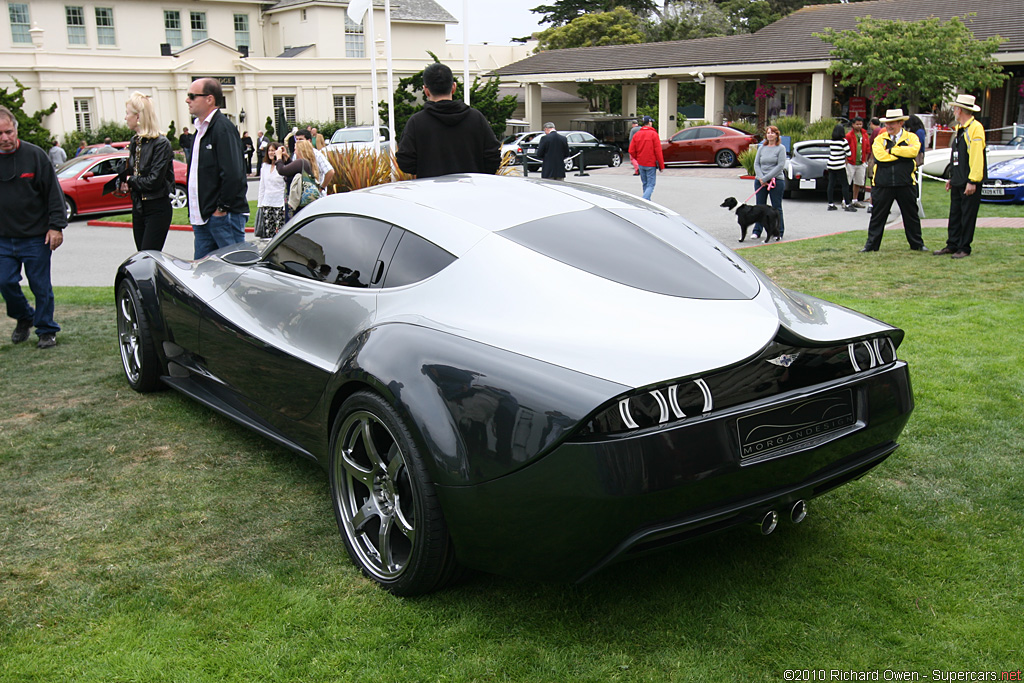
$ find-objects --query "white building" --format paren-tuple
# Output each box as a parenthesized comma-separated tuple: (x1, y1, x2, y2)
(2, 0, 532, 139)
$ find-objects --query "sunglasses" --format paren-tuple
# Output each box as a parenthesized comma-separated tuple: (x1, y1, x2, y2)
(186, 92, 209, 101)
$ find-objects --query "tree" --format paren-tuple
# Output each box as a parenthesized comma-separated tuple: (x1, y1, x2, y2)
(264, 115, 275, 140)
(0, 77, 57, 148)
(536, 7, 646, 50)
(529, 0, 660, 29)
(816, 14, 1007, 113)
(644, 0, 733, 42)
(381, 52, 518, 139)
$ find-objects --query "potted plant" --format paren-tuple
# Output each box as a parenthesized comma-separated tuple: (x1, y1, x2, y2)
(933, 107, 956, 149)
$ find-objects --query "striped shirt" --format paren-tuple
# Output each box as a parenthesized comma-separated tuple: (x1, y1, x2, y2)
(827, 139, 851, 171)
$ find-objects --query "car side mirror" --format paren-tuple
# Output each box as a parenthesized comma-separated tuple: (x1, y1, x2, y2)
(82, 172, 94, 180)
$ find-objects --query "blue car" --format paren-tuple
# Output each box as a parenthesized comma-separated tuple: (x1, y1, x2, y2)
(981, 157, 1024, 203)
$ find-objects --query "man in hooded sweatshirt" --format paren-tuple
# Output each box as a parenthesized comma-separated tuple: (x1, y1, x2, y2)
(396, 62, 501, 178)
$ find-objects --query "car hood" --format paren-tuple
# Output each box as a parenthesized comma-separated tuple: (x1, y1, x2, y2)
(987, 156, 1024, 178)
(376, 216, 892, 389)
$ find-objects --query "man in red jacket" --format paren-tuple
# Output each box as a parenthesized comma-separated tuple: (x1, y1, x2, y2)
(628, 116, 665, 201)
(845, 116, 871, 208)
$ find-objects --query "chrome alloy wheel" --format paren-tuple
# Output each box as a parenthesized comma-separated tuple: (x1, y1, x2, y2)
(333, 410, 416, 581)
(117, 289, 143, 385)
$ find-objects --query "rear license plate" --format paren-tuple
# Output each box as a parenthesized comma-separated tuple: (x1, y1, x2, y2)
(800, 179, 817, 189)
(981, 187, 1003, 196)
(737, 389, 856, 462)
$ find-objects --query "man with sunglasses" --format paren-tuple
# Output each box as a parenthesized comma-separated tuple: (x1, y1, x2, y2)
(185, 78, 248, 259)
(0, 106, 65, 349)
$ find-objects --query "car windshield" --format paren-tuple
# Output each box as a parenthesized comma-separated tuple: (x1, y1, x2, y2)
(331, 129, 375, 144)
(57, 157, 99, 179)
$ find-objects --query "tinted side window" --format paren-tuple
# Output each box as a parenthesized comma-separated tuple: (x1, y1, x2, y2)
(701, 129, 723, 139)
(673, 129, 700, 142)
(264, 215, 392, 287)
(382, 230, 456, 288)
(579, 133, 598, 143)
(566, 133, 583, 143)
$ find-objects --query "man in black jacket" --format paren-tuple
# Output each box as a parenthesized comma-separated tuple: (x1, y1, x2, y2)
(0, 106, 66, 349)
(536, 123, 570, 180)
(396, 62, 500, 178)
(185, 78, 249, 259)
(860, 109, 927, 253)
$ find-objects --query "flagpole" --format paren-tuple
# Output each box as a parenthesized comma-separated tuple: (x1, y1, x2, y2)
(368, 3, 380, 156)
(462, 0, 470, 107)
(385, 0, 396, 181)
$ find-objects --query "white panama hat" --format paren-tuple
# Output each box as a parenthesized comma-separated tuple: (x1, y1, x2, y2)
(950, 94, 981, 112)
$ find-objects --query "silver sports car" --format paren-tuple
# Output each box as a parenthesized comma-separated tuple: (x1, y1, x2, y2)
(116, 174, 914, 595)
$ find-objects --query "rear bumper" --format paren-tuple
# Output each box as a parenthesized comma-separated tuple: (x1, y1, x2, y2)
(436, 362, 913, 582)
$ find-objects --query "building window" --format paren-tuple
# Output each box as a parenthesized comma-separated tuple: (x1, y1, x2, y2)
(190, 11, 206, 43)
(273, 95, 296, 125)
(344, 17, 364, 58)
(233, 14, 249, 50)
(164, 10, 181, 48)
(334, 95, 356, 125)
(65, 5, 86, 45)
(300, 9, 307, 21)
(9, 3, 31, 44)
(74, 98, 93, 132)
(95, 7, 115, 45)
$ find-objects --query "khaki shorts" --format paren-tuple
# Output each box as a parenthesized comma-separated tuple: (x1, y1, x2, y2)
(847, 163, 868, 186)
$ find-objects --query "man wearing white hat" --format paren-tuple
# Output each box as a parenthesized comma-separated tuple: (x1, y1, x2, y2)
(860, 108, 927, 253)
(934, 94, 986, 259)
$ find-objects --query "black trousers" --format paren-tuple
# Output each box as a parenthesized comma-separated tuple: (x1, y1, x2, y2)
(946, 184, 981, 254)
(864, 185, 924, 251)
(826, 168, 852, 206)
(132, 197, 172, 252)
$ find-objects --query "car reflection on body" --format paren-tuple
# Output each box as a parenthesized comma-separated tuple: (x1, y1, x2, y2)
(519, 131, 623, 172)
(115, 174, 914, 596)
(980, 156, 1024, 203)
(58, 152, 188, 220)
(662, 125, 758, 168)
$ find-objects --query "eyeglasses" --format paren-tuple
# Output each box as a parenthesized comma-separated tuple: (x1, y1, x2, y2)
(186, 92, 208, 101)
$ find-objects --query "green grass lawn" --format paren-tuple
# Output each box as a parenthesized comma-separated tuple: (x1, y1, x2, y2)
(102, 200, 259, 227)
(1, 229, 1022, 681)
(919, 177, 1022, 220)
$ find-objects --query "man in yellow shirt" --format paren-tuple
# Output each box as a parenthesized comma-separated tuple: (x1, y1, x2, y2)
(860, 109, 927, 253)
(934, 94, 986, 259)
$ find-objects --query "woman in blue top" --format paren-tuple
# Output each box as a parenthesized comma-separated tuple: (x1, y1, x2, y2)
(752, 125, 786, 239)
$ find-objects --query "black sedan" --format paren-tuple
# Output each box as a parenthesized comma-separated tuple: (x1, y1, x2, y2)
(519, 131, 623, 172)
(116, 174, 914, 595)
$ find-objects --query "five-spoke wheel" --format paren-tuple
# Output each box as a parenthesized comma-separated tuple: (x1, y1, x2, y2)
(116, 280, 163, 392)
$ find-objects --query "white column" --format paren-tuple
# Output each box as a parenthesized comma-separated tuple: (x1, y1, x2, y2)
(658, 77, 677, 139)
(622, 84, 637, 118)
(704, 75, 726, 125)
(525, 83, 542, 129)
(810, 71, 833, 122)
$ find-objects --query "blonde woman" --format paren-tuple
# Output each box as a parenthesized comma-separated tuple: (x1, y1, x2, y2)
(275, 139, 320, 218)
(119, 91, 174, 251)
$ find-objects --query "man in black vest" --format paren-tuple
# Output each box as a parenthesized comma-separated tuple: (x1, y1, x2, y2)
(935, 94, 986, 259)
(860, 109, 927, 253)
(536, 123, 570, 180)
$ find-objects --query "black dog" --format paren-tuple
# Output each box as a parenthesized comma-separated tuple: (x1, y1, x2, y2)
(720, 196, 780, 243)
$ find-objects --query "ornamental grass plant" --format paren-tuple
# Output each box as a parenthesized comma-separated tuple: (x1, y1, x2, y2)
(1, 229, 1021, 681)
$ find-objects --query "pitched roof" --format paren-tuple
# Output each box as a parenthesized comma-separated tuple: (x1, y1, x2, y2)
(494, 0, 1024, 77)
(278, 44, 315, 58)
(265, 0, 456, 23)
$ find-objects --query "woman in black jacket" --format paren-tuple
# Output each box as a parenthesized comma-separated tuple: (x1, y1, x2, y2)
(120, 91, 174, 251)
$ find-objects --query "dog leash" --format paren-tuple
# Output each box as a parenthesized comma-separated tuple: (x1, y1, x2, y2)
(742, 178, 775, 204)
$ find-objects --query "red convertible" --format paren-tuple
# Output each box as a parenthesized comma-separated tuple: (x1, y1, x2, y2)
(58, 152, 188, 220)
(661, 125, 758, 168)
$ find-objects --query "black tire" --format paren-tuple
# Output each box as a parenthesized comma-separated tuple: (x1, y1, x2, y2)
(609, 151, 622, 168)
(116, 280, 163, 393)
(329, 391, 460, 596)
(942, 163, 951, 180)
(65, 197, 75, 221)
(716, 149, 737, 168)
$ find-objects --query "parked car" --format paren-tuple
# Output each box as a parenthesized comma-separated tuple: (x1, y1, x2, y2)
(115, 173, 914, 596)
(499, 130, 543, 164)
(980, 156, 1024, 203)
(919, 135, 1024, 179)
(326, 126, 391, 153)
(519, 131, 623, 172)
(58, 152, 188, 221)
(79, 141, 130, 155)
(662, 125, 758, 168)
(783, 139, 830, 197)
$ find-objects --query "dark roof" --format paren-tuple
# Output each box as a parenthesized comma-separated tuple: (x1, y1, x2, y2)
(266, 0, 456, 23)
(494, 0, 1024, 77)
(277, 44, 315, 58)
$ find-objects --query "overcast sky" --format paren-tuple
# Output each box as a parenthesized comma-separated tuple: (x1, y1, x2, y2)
(434, 0, 547, 45)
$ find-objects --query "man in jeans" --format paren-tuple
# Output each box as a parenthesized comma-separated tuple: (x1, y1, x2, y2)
(0, 106, 66, 349)
(628, 116, 665, 201)
(185, 78, 249, 259)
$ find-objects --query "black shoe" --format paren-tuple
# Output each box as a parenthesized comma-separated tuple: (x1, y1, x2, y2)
(37, 333, 56, 349)
(858, 247, 876, 253)
(843, 205, 857, 212)
(912, 246, 929, 252)
(933, 247, 955, 255)
(827, 205, 838, 211)
(11, 318, 32, 344)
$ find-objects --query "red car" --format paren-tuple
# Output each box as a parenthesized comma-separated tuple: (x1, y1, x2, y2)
(661, 125, 758, 168)
(58, 152, 188, 220)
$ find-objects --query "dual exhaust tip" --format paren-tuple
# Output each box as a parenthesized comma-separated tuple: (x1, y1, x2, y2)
(758, 500, 807, 535)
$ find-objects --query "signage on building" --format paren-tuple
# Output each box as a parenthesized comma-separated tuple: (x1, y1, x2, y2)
(848, 97, 867, 119)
